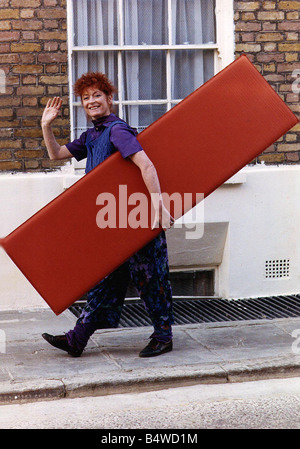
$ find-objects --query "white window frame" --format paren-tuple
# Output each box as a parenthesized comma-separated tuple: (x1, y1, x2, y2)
(66, 0, 234, 171)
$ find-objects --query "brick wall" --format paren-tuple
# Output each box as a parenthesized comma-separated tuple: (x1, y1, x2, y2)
(235, 0, 300, 164)
(0, 1, 299, 172)
(0, 0, 69, 171)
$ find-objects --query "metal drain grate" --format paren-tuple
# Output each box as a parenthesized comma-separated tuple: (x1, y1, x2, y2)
(68, 294, 300, 327)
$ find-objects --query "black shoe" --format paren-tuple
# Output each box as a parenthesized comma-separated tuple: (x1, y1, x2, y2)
(42, 333, 82, 357)
(139, 338, 173, 358)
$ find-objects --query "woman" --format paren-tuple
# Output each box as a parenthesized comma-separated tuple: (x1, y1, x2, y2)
(41, 72, 174, 358)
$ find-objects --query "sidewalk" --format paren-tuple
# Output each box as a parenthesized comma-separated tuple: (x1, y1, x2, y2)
(0, 307, 300, 404)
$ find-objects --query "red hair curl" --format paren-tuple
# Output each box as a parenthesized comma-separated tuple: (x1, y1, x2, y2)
(74, 72, 117, 99)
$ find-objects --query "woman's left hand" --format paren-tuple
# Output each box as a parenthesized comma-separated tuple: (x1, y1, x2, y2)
(151, 198, 175, 231)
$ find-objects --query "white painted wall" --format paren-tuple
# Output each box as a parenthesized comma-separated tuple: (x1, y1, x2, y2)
(204, 165, 300, 299)
(0, 164, 299, 311)
(0, 167, 73, 311)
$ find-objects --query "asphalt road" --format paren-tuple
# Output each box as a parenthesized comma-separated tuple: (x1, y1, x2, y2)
(1, 376, 299, 430)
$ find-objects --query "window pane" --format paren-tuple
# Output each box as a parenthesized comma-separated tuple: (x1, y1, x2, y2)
(70, 0, 217, 136)
(73, 105, 89, 139)
(173, 0, 216, 44)
(73, 0, 118, 46)
(122, 51, 166, 101)
(171, 50, 214, 99)
(123, 104, 167, 130)
(123, 0, 168, 45)
(73, 52, 118, 100)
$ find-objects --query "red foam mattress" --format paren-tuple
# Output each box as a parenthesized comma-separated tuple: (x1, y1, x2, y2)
(1, 55, 298, 314)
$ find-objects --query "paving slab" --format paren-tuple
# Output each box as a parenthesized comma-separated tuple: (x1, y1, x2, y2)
(0, 308, 300, 404)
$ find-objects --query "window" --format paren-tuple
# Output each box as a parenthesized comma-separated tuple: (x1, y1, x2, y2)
(66, 0, 234, 168)
(127, 270, 215, 297)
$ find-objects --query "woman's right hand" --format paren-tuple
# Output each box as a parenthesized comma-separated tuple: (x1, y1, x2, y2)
(41, 97, 62, 127)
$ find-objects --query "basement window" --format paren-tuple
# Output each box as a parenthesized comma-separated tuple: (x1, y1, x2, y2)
(126, 269, 215, 298)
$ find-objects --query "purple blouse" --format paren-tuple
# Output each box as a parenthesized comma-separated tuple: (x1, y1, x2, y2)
(66, 114, 143, 162)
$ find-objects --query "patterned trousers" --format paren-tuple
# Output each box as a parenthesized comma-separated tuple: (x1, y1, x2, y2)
(66, 232, 174, 350)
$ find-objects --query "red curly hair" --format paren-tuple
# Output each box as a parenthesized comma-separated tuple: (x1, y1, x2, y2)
(74, 72, 117, 99)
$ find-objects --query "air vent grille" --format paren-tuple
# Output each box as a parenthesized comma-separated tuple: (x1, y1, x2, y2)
(265, 259, 290, 279)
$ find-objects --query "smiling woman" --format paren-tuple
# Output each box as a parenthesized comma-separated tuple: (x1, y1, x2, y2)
(41, 71, 175, 359)
(81, 88, 112, 119)
(73, 72, 117, 119)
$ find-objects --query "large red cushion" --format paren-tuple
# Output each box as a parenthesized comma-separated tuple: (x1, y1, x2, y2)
(1, 55, 298, 314)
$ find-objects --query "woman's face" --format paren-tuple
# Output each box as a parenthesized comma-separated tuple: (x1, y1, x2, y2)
(81, 86, 112, 119)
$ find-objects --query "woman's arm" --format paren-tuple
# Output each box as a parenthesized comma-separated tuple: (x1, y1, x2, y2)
(129, 150, 174, 230)
(41, 97, 73, 160)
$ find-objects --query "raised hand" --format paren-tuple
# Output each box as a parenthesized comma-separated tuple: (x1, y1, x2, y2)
(41, 97, 62, 127)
